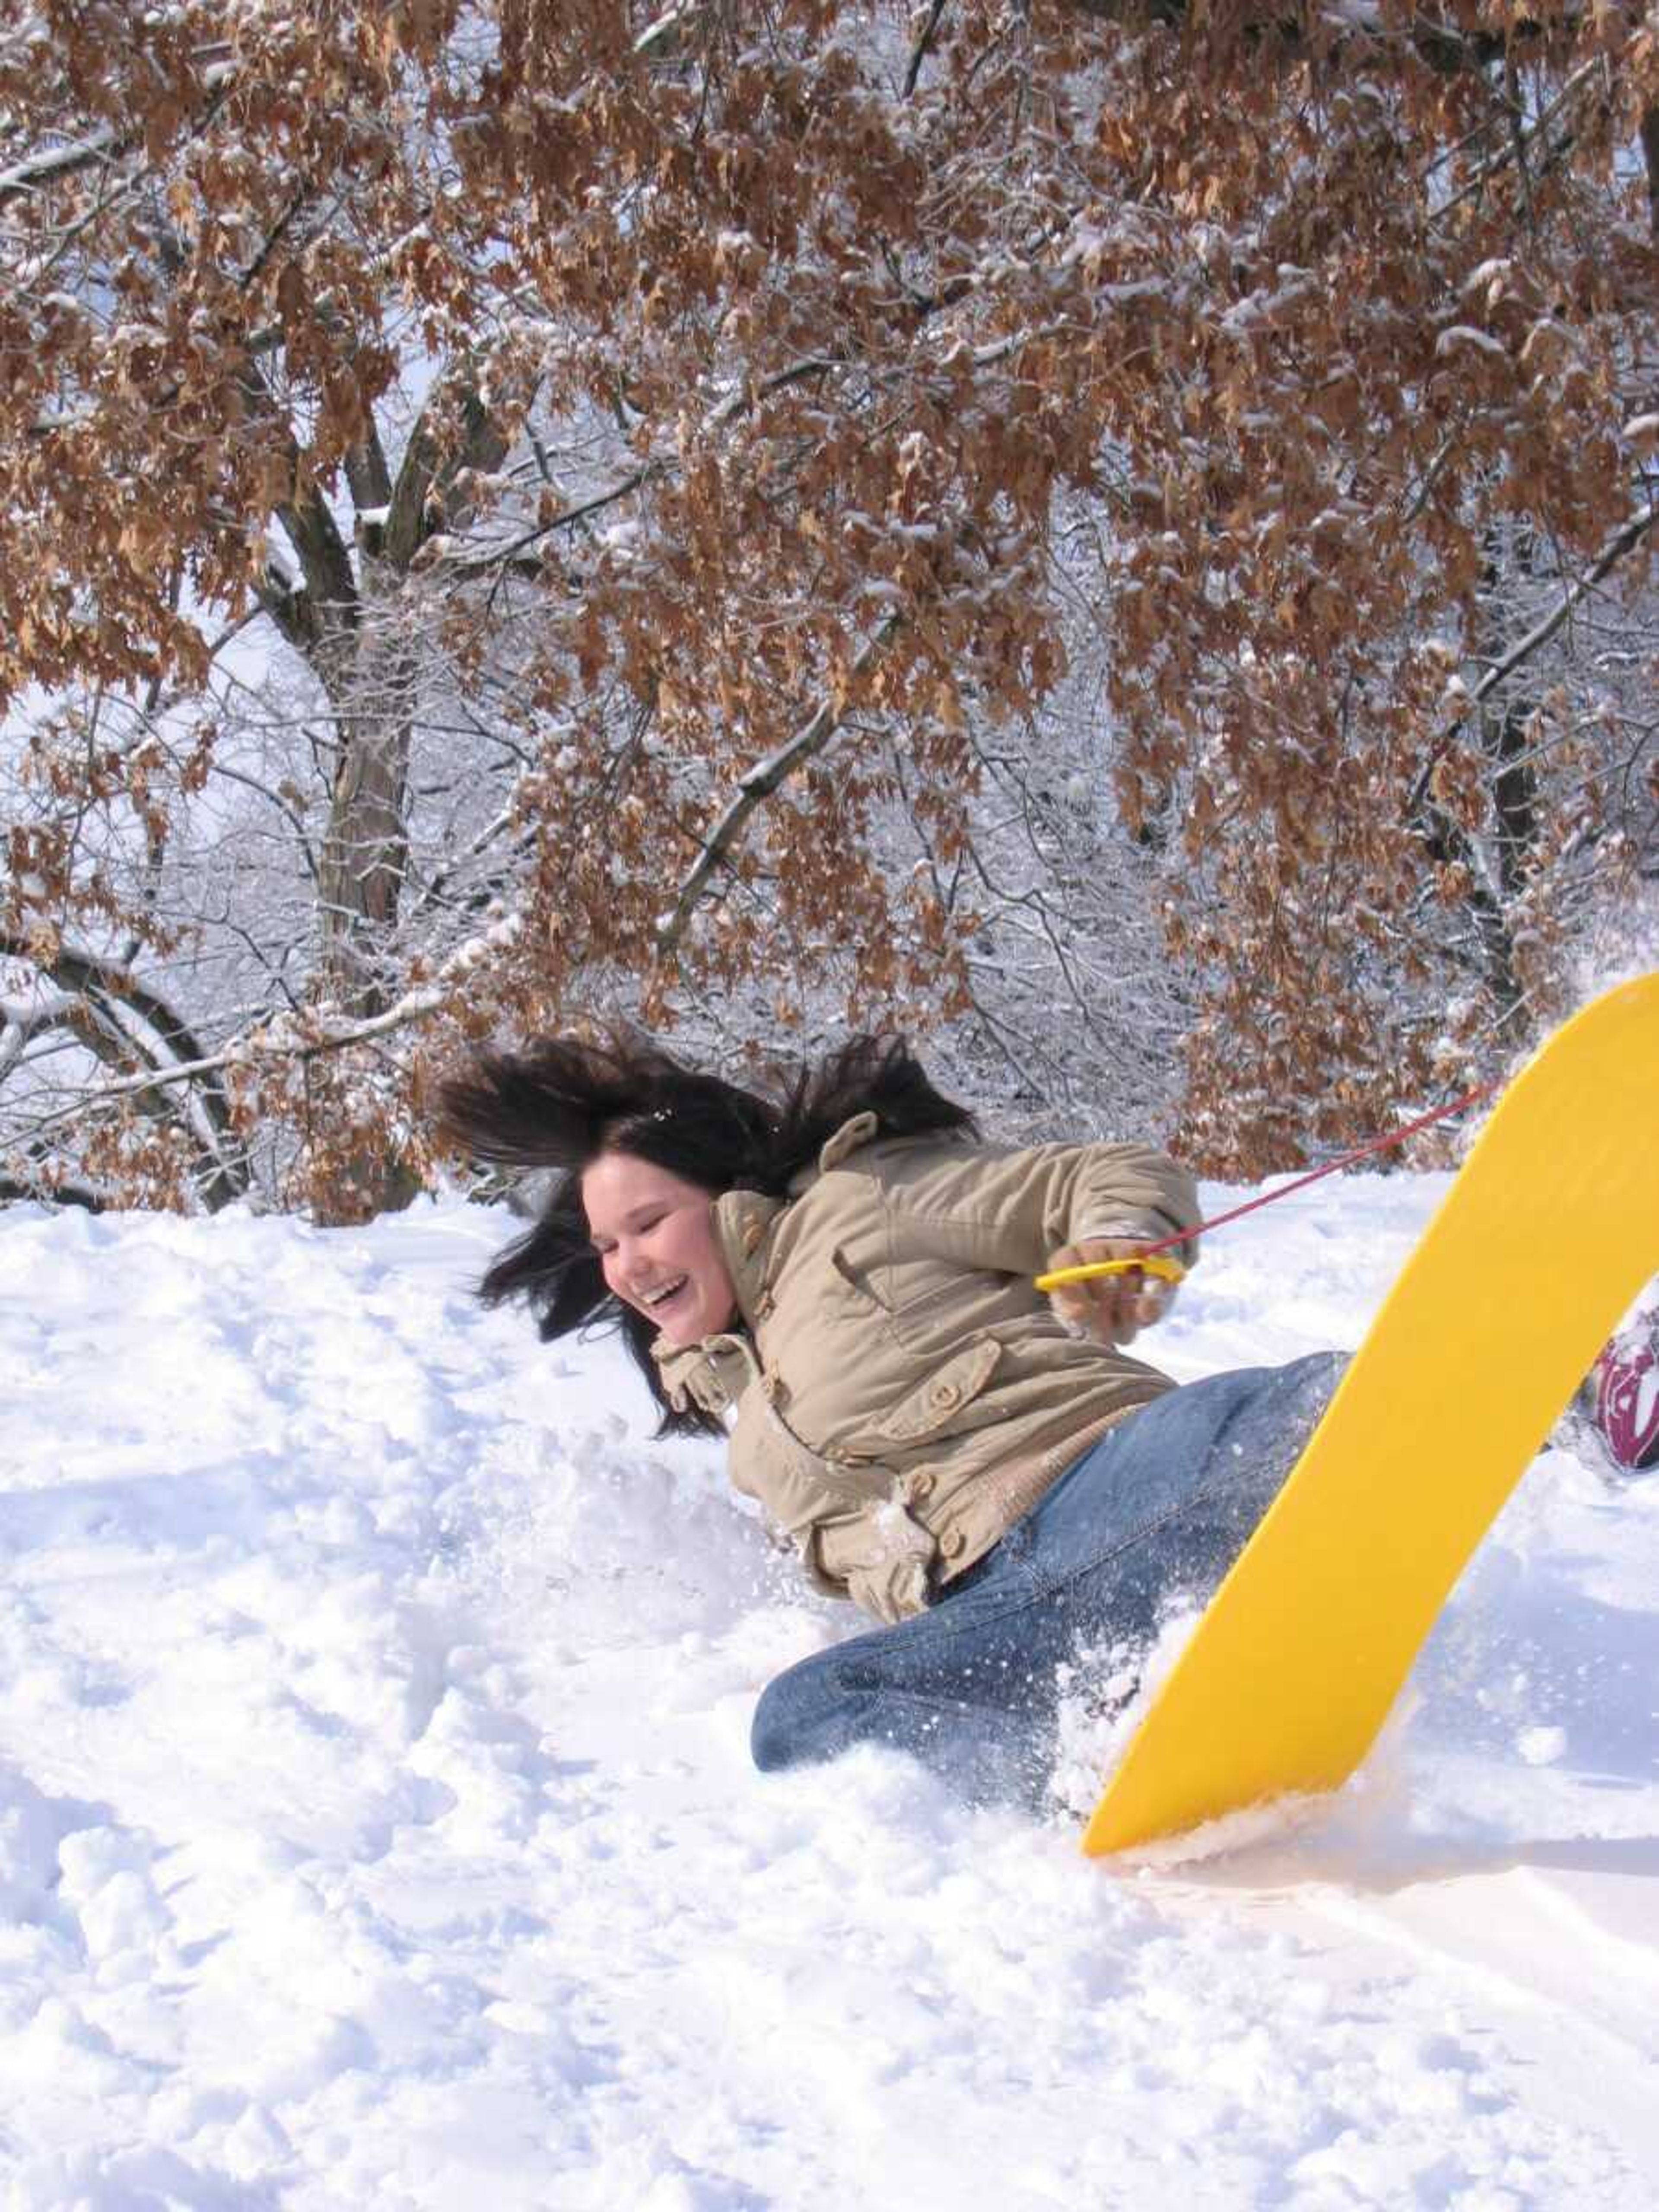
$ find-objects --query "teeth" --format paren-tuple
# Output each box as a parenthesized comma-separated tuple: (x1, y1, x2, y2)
(642, 1279, 686, 1307)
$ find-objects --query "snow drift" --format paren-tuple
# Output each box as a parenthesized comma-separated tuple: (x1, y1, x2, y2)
(0, 1180, 1654, 2208)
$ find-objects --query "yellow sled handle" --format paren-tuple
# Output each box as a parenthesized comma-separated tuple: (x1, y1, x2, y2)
(1034, 1255, 1188, 1293)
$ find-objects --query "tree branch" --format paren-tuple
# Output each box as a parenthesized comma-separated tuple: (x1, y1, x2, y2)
(344, 415, 395, 519)
(0, 123, 122, 207)
(0, 1170, 107, 1212)
(905, 0, 950, 98)
(655, 614, 903, 955)
(1060, 0, 1520, 74)
(0, 953, 248, 1207)
(235, 359, 359, 656)
(1460, 502, 1658, 719)
(0, 933, 248, 1188)
(17, 908, 528, 1135)
(384, 381, 512, 572)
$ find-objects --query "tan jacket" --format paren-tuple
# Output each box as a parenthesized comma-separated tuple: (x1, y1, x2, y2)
(655, 1114, 1199, 1623)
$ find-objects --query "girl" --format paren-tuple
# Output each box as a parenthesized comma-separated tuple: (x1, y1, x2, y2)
(440, 1033, 1342, 1810)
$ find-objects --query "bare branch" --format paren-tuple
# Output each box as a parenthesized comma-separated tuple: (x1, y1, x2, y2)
(1460, 503, 1658, 719)
(385, 381, 512, 572)
(17, 909, 528, 1135)
(0, 123, 122, 207)
(905, 0, 950, 99)
(656, 616, 903, 955)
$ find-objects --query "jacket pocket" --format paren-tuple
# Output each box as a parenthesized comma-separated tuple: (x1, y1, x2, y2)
(826, 1244, 890, 1314)
(873, 1338, 1002, 1444)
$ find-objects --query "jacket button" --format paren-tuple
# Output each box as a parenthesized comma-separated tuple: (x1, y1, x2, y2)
(941, 1529, 967, 1559)
(931, 1382, 960, 1409)
(908, 1471, 935, 1501)
(742, 1220, 763, 1255)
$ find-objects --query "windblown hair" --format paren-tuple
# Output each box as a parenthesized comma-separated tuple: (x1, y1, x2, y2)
(439, 1032, 976, 1437)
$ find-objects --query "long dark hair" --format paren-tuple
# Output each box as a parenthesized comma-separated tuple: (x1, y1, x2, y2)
(438, 1032, 976, 1437)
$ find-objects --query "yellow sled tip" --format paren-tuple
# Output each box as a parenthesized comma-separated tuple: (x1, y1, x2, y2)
(1035, 1256, 1188, 1294)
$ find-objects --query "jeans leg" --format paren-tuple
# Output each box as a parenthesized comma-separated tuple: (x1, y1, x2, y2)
(750, 1539, 1062, 1808)
(751, 1351, 1345, 1808)
(1017, 1350, 1347, 1651)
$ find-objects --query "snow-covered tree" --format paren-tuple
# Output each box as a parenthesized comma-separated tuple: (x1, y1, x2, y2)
(1, 1, 1654, 1214)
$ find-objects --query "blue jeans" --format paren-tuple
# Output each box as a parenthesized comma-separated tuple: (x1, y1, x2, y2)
(751, 1352, 1345, 1809)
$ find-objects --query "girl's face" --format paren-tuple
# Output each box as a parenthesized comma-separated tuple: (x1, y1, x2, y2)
(581, 1151, 737, 1348)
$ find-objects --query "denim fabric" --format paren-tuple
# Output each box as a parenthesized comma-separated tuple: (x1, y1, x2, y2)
(750, 1351, 1346, 1809)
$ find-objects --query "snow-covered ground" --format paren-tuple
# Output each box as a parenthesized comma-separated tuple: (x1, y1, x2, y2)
(1, 1176, 1655, 2209)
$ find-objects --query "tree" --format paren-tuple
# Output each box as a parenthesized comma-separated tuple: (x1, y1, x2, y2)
(2, 1, 1654, 1214)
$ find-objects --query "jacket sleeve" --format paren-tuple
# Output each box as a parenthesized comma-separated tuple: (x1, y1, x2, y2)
(871, 1136, 1201, 1276)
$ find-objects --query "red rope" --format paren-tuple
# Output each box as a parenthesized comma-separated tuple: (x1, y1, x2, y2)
(1138, 1077, 1501, 1260)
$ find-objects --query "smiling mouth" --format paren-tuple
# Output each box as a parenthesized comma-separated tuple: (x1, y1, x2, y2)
(639, 1277, 689, 1311)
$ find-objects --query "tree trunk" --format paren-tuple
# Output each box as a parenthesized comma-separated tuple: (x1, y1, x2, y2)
(315, 653, 417, 1017)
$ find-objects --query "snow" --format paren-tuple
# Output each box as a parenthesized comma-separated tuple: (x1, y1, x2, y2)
(1220, 272, 1317, 339)
(1463, 260, 1515, 300)
(1, 1176, 1656, 2207)
(1435, 326, 1509, 360)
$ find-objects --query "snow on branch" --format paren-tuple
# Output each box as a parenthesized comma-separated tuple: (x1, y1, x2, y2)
(0, 57, 236, 211)
(19, 909, 527, 1134)
(442, 357, 844, 582)
(1460, 502, 1658, 717)
(0, 124, 122, 206)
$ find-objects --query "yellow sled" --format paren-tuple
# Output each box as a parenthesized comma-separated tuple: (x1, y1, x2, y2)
(1085, 974, 1659, 1856)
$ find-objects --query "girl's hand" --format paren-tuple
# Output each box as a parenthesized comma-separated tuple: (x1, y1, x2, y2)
(1043, 1238, 1178, 1347)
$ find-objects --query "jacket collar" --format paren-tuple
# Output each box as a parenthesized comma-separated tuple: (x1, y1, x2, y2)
(811, 1109, 880, 1174)
(650, 1114, 883, 1410)
(710, 1186, 788, 1326)
(651, 1185, 786, 1411)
